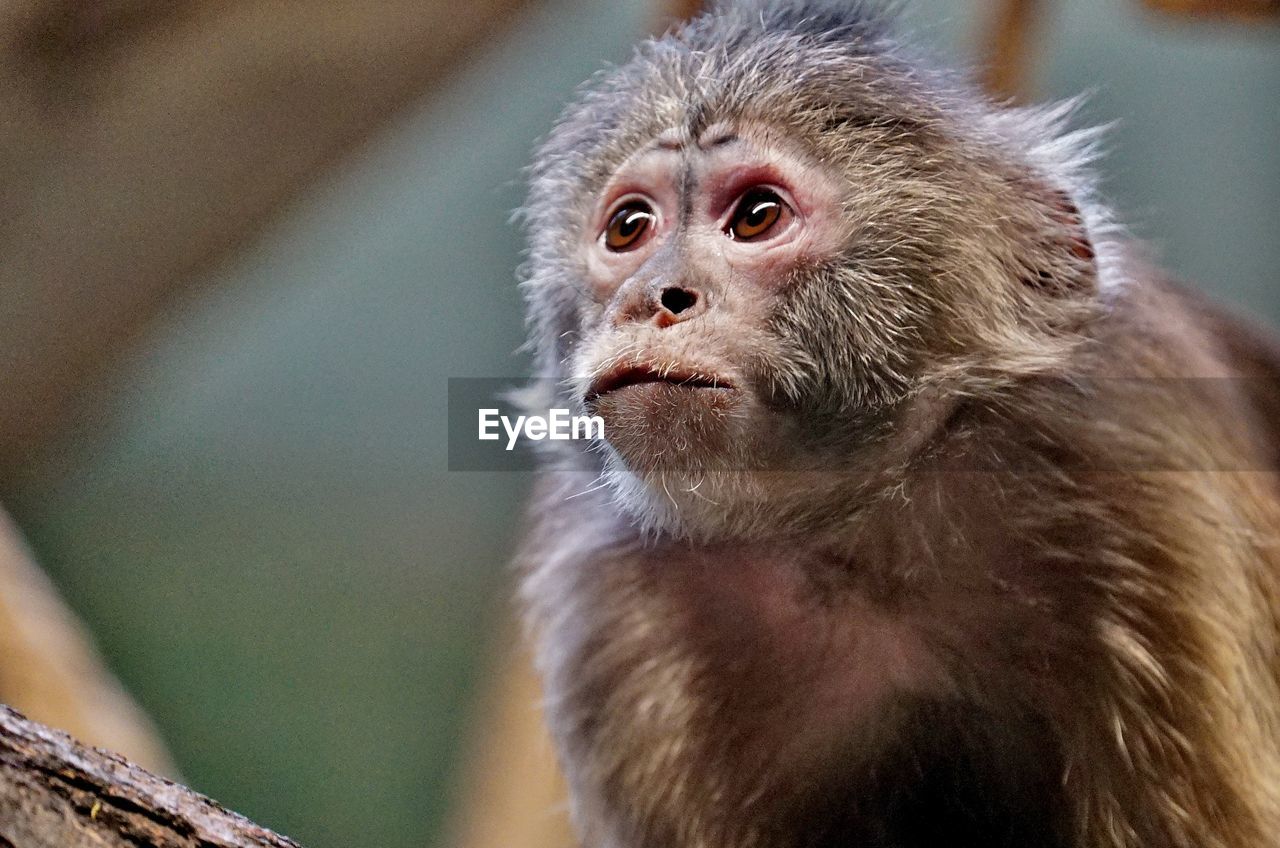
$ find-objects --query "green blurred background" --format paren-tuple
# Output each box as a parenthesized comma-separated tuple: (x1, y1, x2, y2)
(5, 1, 1277, 846)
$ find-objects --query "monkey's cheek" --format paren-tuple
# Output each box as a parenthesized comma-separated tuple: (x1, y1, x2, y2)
(591, 383, 745, 473)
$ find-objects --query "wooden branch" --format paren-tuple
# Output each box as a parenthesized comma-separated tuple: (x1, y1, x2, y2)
(0, 705, 299, 847)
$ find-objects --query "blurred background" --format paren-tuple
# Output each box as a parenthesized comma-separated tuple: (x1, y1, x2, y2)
(0, 1, 1275, 846)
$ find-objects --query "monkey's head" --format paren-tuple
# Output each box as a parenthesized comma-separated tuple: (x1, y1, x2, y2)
(519, 0, 1111, 538)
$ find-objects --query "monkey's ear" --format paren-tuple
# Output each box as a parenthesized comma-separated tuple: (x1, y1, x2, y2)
(1014, 182, 1098, 297)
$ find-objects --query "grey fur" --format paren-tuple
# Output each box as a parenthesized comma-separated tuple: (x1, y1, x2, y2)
(520, 0, 1114, 538)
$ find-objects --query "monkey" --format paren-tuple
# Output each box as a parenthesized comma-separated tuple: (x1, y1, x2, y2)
(511, 2, 1280, 846)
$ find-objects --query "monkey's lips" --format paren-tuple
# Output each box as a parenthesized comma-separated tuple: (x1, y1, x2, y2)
(584, 364, 736, 406)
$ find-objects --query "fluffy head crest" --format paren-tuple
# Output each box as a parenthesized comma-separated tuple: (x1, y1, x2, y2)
(697, 0, 893, 46)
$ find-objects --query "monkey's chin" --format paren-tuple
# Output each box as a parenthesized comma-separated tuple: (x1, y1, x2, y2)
(587, 385, 792, 538)
(589, 382, 745, 475)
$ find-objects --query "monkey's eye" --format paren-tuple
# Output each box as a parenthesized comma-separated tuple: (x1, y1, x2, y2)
(603, 200, 656, 252)
(727, 188, 787, 241)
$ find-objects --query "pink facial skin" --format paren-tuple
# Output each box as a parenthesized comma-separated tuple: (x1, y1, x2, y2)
(574, 121, 849, 430)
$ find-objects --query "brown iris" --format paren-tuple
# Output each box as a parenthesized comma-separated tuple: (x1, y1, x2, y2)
(604, 201, 655, 251)
(728, 188, 785, 241)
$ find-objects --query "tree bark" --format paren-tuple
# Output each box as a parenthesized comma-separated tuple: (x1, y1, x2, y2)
(0, 705, 298, 847)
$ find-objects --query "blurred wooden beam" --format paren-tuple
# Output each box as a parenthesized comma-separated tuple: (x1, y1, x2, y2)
(1141, 0, 1280, 22)
(979, 0, 1046, 101)
(666, 0, 707, 20)
(444, 633, 572, 848)
(0, 509, 174, 775)
(655, 0, 706, 31)
(0, 0, 538, 482)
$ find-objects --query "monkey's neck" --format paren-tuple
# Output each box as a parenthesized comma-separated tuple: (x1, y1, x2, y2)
(521, 464, 1082, 847)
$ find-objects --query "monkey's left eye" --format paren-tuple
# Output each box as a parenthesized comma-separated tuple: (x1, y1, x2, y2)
(726, 188, 788, 241)
(603, 200, 656, 252)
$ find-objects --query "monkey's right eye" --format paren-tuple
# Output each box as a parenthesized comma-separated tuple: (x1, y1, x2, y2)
(603, 201, 656, 252)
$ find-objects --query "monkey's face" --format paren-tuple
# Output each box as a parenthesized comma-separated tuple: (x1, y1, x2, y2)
(546, 120, 921, 532)
(524, 41, 1101, 536)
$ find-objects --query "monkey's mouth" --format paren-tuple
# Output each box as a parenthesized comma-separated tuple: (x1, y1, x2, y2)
(585, 364, 736, 405)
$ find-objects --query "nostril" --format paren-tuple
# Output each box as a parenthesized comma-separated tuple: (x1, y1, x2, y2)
(660, 287, 698, 316)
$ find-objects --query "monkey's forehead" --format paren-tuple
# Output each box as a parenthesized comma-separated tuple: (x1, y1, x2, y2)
(528, 22, 960, 207)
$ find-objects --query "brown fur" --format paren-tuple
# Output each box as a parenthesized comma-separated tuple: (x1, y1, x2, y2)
(515, 3, 1280, 846)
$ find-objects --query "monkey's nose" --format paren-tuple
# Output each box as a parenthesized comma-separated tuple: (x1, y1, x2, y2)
(655, 286, 702, 327)
(607, 280, 707, 328)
